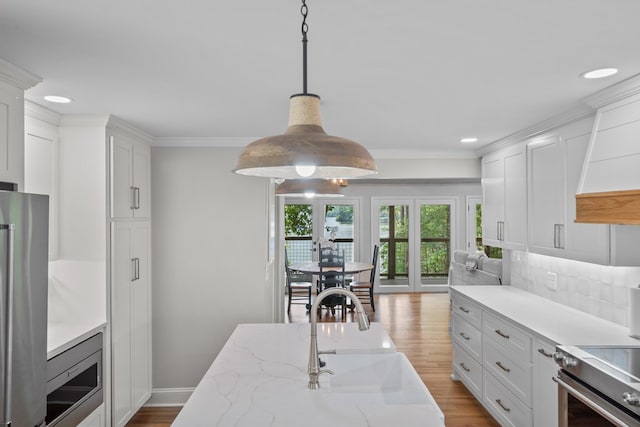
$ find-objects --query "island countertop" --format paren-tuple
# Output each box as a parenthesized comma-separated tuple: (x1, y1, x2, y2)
(172, 322, 445, 427)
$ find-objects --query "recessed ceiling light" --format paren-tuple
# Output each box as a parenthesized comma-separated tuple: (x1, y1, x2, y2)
(44, 95, 72, 103)
(580, 68, 618, 79)
(460, 137, 478, 143)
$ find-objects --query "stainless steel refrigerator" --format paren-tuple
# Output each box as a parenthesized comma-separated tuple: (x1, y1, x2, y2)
(0, 191, 49, 427)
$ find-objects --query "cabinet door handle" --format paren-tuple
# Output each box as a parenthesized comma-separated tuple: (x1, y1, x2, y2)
(553, 224, 564, 249)
(130, 186, 141, 210)
(496, 399, 511, 412)
(131, 258, 140, 281)
(459, 332, 471, 341)
(494, 329, 510, 339)
(538, 348, 553, 358)
(458, 306, 470, 313)
(495, 361, 511, 372)
(459, 362, 471, 372)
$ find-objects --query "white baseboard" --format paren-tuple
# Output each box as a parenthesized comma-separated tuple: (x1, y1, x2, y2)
(145, 387, 194, 407)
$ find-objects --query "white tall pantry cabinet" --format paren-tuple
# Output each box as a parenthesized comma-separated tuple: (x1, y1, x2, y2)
(108, 124, 152, 427)
(57, 116, 152, 427)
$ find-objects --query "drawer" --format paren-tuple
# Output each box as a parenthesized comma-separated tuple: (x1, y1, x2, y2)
(453, 343, 482, 401)
(483, 369, 532, 427)
(483, 337, 533, 406)
(451, 294, 482, 326)
(452, 313, 482, 361)
(483, 311, 532, 362)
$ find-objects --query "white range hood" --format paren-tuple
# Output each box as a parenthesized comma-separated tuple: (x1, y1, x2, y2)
(575, 75, 640, 225)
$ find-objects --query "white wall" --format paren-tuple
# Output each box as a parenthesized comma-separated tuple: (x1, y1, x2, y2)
(150, 147, 273, 397)
(372, 157, 481, 179)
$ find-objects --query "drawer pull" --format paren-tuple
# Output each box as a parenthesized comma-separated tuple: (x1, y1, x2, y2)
(458, 332, 471, 340)
(496, 399, 511, 412)
(494, 329, 510, 339)
(459, 362, 471, 372)
(458, 306, 470, 313)
(538, 348, 553, 358)
(495, 361, 511, 373)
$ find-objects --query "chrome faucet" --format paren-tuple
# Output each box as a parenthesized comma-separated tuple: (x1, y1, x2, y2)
(308, 287, 370, 389)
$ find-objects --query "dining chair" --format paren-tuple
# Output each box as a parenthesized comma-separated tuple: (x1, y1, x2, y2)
(349, 244, 379, 312)
(284, 247, 312, 313)
(317, 249, 347, 319)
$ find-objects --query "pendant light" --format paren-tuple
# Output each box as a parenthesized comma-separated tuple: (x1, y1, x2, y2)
(275, 179, 344, 198)
(233, 0, 377, 179)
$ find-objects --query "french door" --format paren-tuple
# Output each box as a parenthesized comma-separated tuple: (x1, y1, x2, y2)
(283, 198, 360, 264)
(372, 198, 456, 293)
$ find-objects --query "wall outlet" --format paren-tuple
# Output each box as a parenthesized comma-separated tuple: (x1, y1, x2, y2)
(546, 272, 558, 291)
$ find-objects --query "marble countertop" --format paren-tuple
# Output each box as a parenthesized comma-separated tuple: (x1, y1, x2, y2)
(172, 323, 445, 427)
(450, 285, 640, 346)
(47, 260, 107, 359)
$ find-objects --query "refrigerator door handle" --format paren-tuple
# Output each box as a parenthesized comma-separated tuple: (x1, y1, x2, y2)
(0, 224, 15, 426)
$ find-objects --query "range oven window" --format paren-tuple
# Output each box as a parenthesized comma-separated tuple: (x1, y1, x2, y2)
(46, 359, 99, 424)
(566, 393, 617, 427)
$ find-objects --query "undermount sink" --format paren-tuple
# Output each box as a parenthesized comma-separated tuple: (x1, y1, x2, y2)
(318, 352, 433, 405)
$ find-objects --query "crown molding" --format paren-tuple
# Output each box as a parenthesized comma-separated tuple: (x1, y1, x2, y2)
(58, 114, 152, 141)
(0, 58, 42, 90)
(582, 73, 640, 109)
(151, 136, 256, 148)
(24, 100, 62, 126)
(107, 115, 153, 142)
(475, 103, 595, 157)
(59, 114, 111, 128)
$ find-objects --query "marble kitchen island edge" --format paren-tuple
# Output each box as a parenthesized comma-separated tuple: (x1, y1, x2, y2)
(173, 322, 445, 427)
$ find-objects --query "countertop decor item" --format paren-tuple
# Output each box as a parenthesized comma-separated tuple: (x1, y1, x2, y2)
(233, 0, 377, 179)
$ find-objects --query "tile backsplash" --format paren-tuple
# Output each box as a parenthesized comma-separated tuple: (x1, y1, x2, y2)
(510, 251, 640, 327)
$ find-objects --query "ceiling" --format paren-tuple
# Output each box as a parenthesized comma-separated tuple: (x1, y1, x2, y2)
(2, 0, 640, 157)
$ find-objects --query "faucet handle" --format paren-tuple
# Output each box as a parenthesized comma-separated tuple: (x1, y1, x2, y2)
(318, 369, 334, 376)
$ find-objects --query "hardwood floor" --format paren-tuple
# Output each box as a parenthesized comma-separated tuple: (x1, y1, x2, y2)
(127, 292, 498, 426)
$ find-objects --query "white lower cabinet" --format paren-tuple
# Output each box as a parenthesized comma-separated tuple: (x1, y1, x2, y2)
(111, 221, 152, 427)
(533, 337, 558, 427)
(77, 403, 106, 427)
(451, 292, 554, 427)
(483, 369, 532, 427)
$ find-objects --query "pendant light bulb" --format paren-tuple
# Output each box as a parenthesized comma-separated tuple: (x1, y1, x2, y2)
(296, 165, 316, 177)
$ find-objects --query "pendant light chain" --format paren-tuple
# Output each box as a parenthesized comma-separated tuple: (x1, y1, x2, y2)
(301, 0, 309, 95)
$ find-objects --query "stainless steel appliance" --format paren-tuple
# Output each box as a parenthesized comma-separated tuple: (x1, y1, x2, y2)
(0, 190, 49, 427)
(554, 345, 640, 427)
(46, 332, 103, 427)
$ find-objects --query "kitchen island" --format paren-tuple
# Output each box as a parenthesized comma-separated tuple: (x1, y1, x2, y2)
(173, 323, 445, 427)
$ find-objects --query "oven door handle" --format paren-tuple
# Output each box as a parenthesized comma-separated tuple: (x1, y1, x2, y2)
(553, 376, 632, 427)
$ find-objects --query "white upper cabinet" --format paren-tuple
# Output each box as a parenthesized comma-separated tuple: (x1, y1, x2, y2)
(0, 59, 41, 189)
(527, 118, 609, 264)
(482, 143, 527, 251)
(110, 128, 151, 219)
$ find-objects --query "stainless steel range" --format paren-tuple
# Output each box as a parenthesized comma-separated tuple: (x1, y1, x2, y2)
(554, 345, 640, 427)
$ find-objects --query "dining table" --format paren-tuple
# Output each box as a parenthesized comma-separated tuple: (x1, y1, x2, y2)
(288, 261, 373, 275)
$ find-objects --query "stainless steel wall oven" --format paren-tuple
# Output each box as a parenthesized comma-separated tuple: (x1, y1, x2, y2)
(46, 332, 103, 426)
(554, 345, 640, 427)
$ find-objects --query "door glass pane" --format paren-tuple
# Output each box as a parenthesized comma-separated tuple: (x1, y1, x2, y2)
(284, 203, 313, 263)
(379, 205, 409, 287)
(323, 204, 354, 262)
(420, 204, 450, 282)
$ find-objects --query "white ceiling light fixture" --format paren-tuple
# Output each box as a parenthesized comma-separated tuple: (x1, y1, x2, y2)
(43, 95, 72, 103)
(233, 0, 377, 180)
(460, 137, 478, 143)
(275, 179, 344, 198)
(580, 67, 619, 79)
